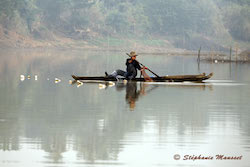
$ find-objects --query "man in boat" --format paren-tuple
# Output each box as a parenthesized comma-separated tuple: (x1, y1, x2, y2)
(105, 51, 148, 80)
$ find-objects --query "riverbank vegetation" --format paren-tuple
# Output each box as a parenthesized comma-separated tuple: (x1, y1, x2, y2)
(0, 0, 249, 52)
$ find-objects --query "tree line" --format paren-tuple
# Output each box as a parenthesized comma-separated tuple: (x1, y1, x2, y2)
(0, 0, 249, 49)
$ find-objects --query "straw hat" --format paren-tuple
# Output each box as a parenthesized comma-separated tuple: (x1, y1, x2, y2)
(128, 51, 138, 57)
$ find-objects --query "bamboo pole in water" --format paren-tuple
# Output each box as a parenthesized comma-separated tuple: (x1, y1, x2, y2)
(235, 45, 238, 62)
(230, 46, 232, 62)
(210, 49, 214, 63)
(197, 46, 201, 73)
(197, 46, 201, 63)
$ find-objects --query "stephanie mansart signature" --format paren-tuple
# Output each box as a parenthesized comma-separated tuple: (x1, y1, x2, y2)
(173, 154, 243, 161)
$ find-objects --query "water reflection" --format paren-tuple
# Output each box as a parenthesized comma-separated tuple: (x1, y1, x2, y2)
(115, 82, 159, 111)
(0, 50, 250, 167)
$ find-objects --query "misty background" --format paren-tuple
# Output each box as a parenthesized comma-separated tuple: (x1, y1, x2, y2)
(0, 0, 250, 51)
(1, 1, 250, 167)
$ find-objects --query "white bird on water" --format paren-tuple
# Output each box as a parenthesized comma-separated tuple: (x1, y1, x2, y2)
(20, 75, 25, 81)
(77, 81, 83, 87)
(98, 84, 106, 89)
(55, 78, 61, 83)
(108, 81, 115, 87)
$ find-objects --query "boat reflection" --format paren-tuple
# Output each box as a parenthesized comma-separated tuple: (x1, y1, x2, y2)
(71, 80, 213, 111)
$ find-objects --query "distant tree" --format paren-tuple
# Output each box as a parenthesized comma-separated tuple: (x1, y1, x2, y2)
(36, 0, 95, 30)
(0, 0, 39, 32)
(223, 5, 250, 42)
(144, 0, 216, 36)
(106, 11, 128, 33)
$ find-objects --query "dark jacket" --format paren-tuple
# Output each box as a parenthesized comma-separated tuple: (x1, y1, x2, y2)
(126, 58, 141, 78)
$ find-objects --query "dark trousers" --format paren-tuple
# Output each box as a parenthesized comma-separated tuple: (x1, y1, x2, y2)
(110, 64, 137, 79)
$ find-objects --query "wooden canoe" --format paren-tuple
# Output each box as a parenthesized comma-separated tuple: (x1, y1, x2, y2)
(72, 73, 213, 82)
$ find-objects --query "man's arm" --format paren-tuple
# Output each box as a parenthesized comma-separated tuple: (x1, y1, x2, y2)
(126, 58, 131, 65)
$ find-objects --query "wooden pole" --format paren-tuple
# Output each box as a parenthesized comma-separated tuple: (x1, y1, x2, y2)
(230, 46, 232, 62)
(197, 46, 201, 73)
(210, 49, 213, 63)
(197, 46, 201, 63)
(235, 45, 238, 62)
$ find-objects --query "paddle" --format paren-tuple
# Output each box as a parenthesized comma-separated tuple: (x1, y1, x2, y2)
(126, 53, 161, 78)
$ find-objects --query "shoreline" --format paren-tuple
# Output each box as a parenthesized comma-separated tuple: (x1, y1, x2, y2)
(1, 36, 249, 62)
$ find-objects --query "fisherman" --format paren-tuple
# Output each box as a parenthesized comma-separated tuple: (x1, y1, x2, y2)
(105, 51, 148, 80)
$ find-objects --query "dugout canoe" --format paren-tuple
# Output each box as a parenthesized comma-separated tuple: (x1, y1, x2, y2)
(72, 73, 213, 82)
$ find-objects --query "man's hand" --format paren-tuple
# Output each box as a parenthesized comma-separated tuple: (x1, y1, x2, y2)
(140, 66, 148, 71)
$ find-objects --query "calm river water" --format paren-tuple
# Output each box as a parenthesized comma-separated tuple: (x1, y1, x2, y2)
(0, 49, 250, 167)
